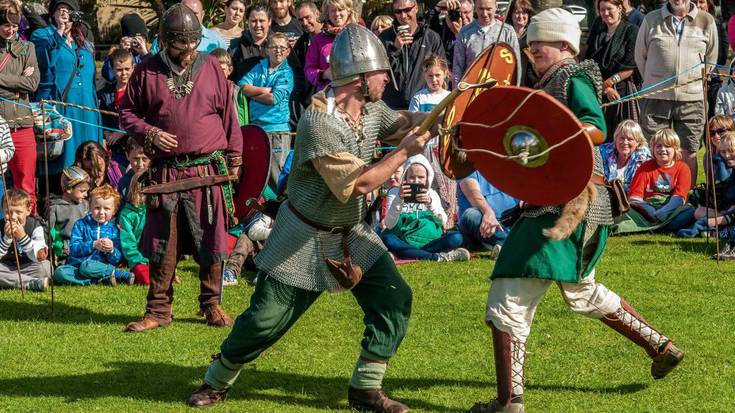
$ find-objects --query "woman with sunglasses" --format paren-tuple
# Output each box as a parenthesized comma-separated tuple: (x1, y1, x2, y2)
(704, 115, 735, 186)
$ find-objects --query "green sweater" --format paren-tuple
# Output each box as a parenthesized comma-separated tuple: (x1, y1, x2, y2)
(119, 203, 148, 267)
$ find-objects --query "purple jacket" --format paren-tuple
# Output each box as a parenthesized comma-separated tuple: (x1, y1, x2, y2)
(305, 32, 335, 91)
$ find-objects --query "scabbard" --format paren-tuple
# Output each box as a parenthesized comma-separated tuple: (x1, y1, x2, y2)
(142, 175, 234, 194)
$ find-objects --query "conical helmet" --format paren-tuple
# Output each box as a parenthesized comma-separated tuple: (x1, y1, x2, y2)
(160, 3, 201, 45)
(60, 166, 90, 189)
(330, 23, 396, 88)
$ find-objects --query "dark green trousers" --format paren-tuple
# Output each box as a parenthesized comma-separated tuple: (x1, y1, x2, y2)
(220, 253, 412, 364)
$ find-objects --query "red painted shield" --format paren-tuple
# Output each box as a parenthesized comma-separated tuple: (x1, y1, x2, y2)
(234, 125, 271, 221)
(459, 86, 593, 206)
(440, 42, 518, 179)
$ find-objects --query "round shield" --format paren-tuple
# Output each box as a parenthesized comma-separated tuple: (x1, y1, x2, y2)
(440, 42, 518, 179)
(234, 125, 272, 221)
(459, 86, 593, 206)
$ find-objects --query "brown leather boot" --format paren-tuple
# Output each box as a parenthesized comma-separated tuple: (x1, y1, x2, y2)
(347, 387, 409, 413)
(124, 317, 165, 333)
(470, 325, 525, 413)
(200, 304, 233, 327)
(601, 299, 684, 379)
(187, 384, 229, 408)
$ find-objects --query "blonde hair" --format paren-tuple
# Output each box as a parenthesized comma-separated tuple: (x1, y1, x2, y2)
(719, 131, 735, 152)
(371, 15, 393, 33)
(3, 188, 31, 211)
(650, 128, 682, 162)
(708, 114, 735, 133)
(613, 119, 647, 148)
(321, 0, 357, 25)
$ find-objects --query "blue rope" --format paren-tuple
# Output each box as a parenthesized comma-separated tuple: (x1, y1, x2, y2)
(607, 62, 705, 105)
(0, 95, 128, 134)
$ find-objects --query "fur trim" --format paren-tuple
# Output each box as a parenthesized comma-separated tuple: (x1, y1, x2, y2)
(542, 183, 597, 240)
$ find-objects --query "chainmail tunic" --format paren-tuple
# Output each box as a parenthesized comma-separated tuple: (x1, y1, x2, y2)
(522, 59, 614, 226)
(254, 99, 401, 292)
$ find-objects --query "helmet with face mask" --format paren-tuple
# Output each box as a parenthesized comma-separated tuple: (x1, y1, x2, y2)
(160, 3, 202, 49)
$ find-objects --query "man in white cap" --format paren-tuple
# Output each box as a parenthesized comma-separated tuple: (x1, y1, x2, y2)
(471, 8, 684, 413)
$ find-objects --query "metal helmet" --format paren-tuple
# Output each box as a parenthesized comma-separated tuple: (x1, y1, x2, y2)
(61, 166, 90, 189)
(330, 23, 396, 89)
(160, 3, 202, 46)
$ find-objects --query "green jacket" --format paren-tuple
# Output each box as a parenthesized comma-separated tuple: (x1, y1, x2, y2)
(119, 203, 148, 267)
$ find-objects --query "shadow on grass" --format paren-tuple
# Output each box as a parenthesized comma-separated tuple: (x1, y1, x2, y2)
(0, 300, 209, 326)
(0, 361, 647, 411)
(628, 238, 717, 254)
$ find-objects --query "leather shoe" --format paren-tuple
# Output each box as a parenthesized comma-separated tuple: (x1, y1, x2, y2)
(200, 305, 233, 327)
(347, 386, 409, 413)
(187, 383, 229, 408)
(125, 317, 165, 333)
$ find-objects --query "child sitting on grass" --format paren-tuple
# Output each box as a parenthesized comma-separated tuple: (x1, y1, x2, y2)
(0, 189, 52, 292)
(381, 155, 469, 262)
(54, 184, 132, 286)
(628, 128, 692, 229)
(119, 170, 149, 285)
(49, 166, 91, 262)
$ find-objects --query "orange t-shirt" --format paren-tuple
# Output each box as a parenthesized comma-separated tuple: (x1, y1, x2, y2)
(627, 160, 691, 201)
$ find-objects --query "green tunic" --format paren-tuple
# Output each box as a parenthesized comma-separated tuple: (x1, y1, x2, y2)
(492, 60, 610, 283)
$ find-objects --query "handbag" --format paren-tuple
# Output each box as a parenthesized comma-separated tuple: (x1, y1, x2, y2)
(609, 178, 630, 218)
(31, 102, 73, 160)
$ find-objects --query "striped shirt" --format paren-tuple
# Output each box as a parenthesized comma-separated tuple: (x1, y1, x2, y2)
(0, 116, 15, 174)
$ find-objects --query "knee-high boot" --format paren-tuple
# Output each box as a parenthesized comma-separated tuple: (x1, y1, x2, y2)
(601, 299, 684, 379)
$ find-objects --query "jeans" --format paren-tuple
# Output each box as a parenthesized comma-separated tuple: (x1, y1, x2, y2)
(458, 208, 508, 251)
(380, 231, 464, 261)
(54, 259, 116, 286)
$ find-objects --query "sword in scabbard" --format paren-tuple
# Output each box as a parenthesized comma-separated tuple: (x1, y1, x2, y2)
(141, 174, 238, 194)
(416, 79, 498, 135)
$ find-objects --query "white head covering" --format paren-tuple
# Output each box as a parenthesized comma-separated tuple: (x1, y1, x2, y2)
(527, 8, 581, 56)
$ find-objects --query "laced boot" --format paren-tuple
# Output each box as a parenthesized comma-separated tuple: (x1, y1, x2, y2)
(601, 299, 684, 379)
(470, 324, 525, 413)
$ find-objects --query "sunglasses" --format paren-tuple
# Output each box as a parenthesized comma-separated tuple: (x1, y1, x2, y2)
(393, 4, 415, 15)
(711, 128, 728, 135)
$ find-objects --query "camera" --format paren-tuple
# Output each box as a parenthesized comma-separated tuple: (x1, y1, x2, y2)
(396, 24, 410, 34)
(69, 10, 82, 23)
(448, 9, 461, 22)
(403, 183, 425, 203)
(131, 39, 139, 47)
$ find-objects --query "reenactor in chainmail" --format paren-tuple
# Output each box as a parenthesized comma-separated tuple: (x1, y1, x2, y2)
(188, 24, 433, 412)
(471, 9, 685, 413)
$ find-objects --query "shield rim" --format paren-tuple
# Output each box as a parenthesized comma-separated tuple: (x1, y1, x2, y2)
(234, 124, 272, 221)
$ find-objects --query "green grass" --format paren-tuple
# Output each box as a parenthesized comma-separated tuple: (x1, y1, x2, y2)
(0, 235, 733, 412)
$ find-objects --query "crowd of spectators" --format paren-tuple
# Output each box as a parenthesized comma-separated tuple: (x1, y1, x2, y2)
(0, 0, 734, 292)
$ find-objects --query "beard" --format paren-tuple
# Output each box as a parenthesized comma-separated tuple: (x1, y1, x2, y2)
(365, 84, 383, 102)
(273, 7, 288, 19)
(167, 47, 197, 68)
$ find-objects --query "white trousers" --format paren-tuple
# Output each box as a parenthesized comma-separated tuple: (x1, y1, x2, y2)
(486, 270, 621, 342)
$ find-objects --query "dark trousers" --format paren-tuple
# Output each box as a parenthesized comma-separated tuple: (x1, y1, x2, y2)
(220, 252, 412, 364)
(144, 203, 222, 323)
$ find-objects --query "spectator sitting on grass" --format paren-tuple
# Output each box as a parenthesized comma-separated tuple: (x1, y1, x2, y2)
(54, 184, 132, 286)
(381, 155, 469, 262)
(599, 119, 652, 192)
(0, 188, 51, 292)
(119, 170, 150, 285)
(49, 166, 90, 262)
(627, 128, 692, 230)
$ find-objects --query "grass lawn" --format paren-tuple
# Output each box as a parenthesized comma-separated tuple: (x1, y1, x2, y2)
(0, 234, 733, 412)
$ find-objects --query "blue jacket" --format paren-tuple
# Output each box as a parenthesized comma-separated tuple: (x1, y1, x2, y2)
(238, 58, 294, 132)
(31, 26, 102, 174)
(67, 214, 122, 267)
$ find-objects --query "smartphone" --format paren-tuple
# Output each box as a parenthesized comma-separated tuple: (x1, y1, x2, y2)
(404, 183, 424, 203)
